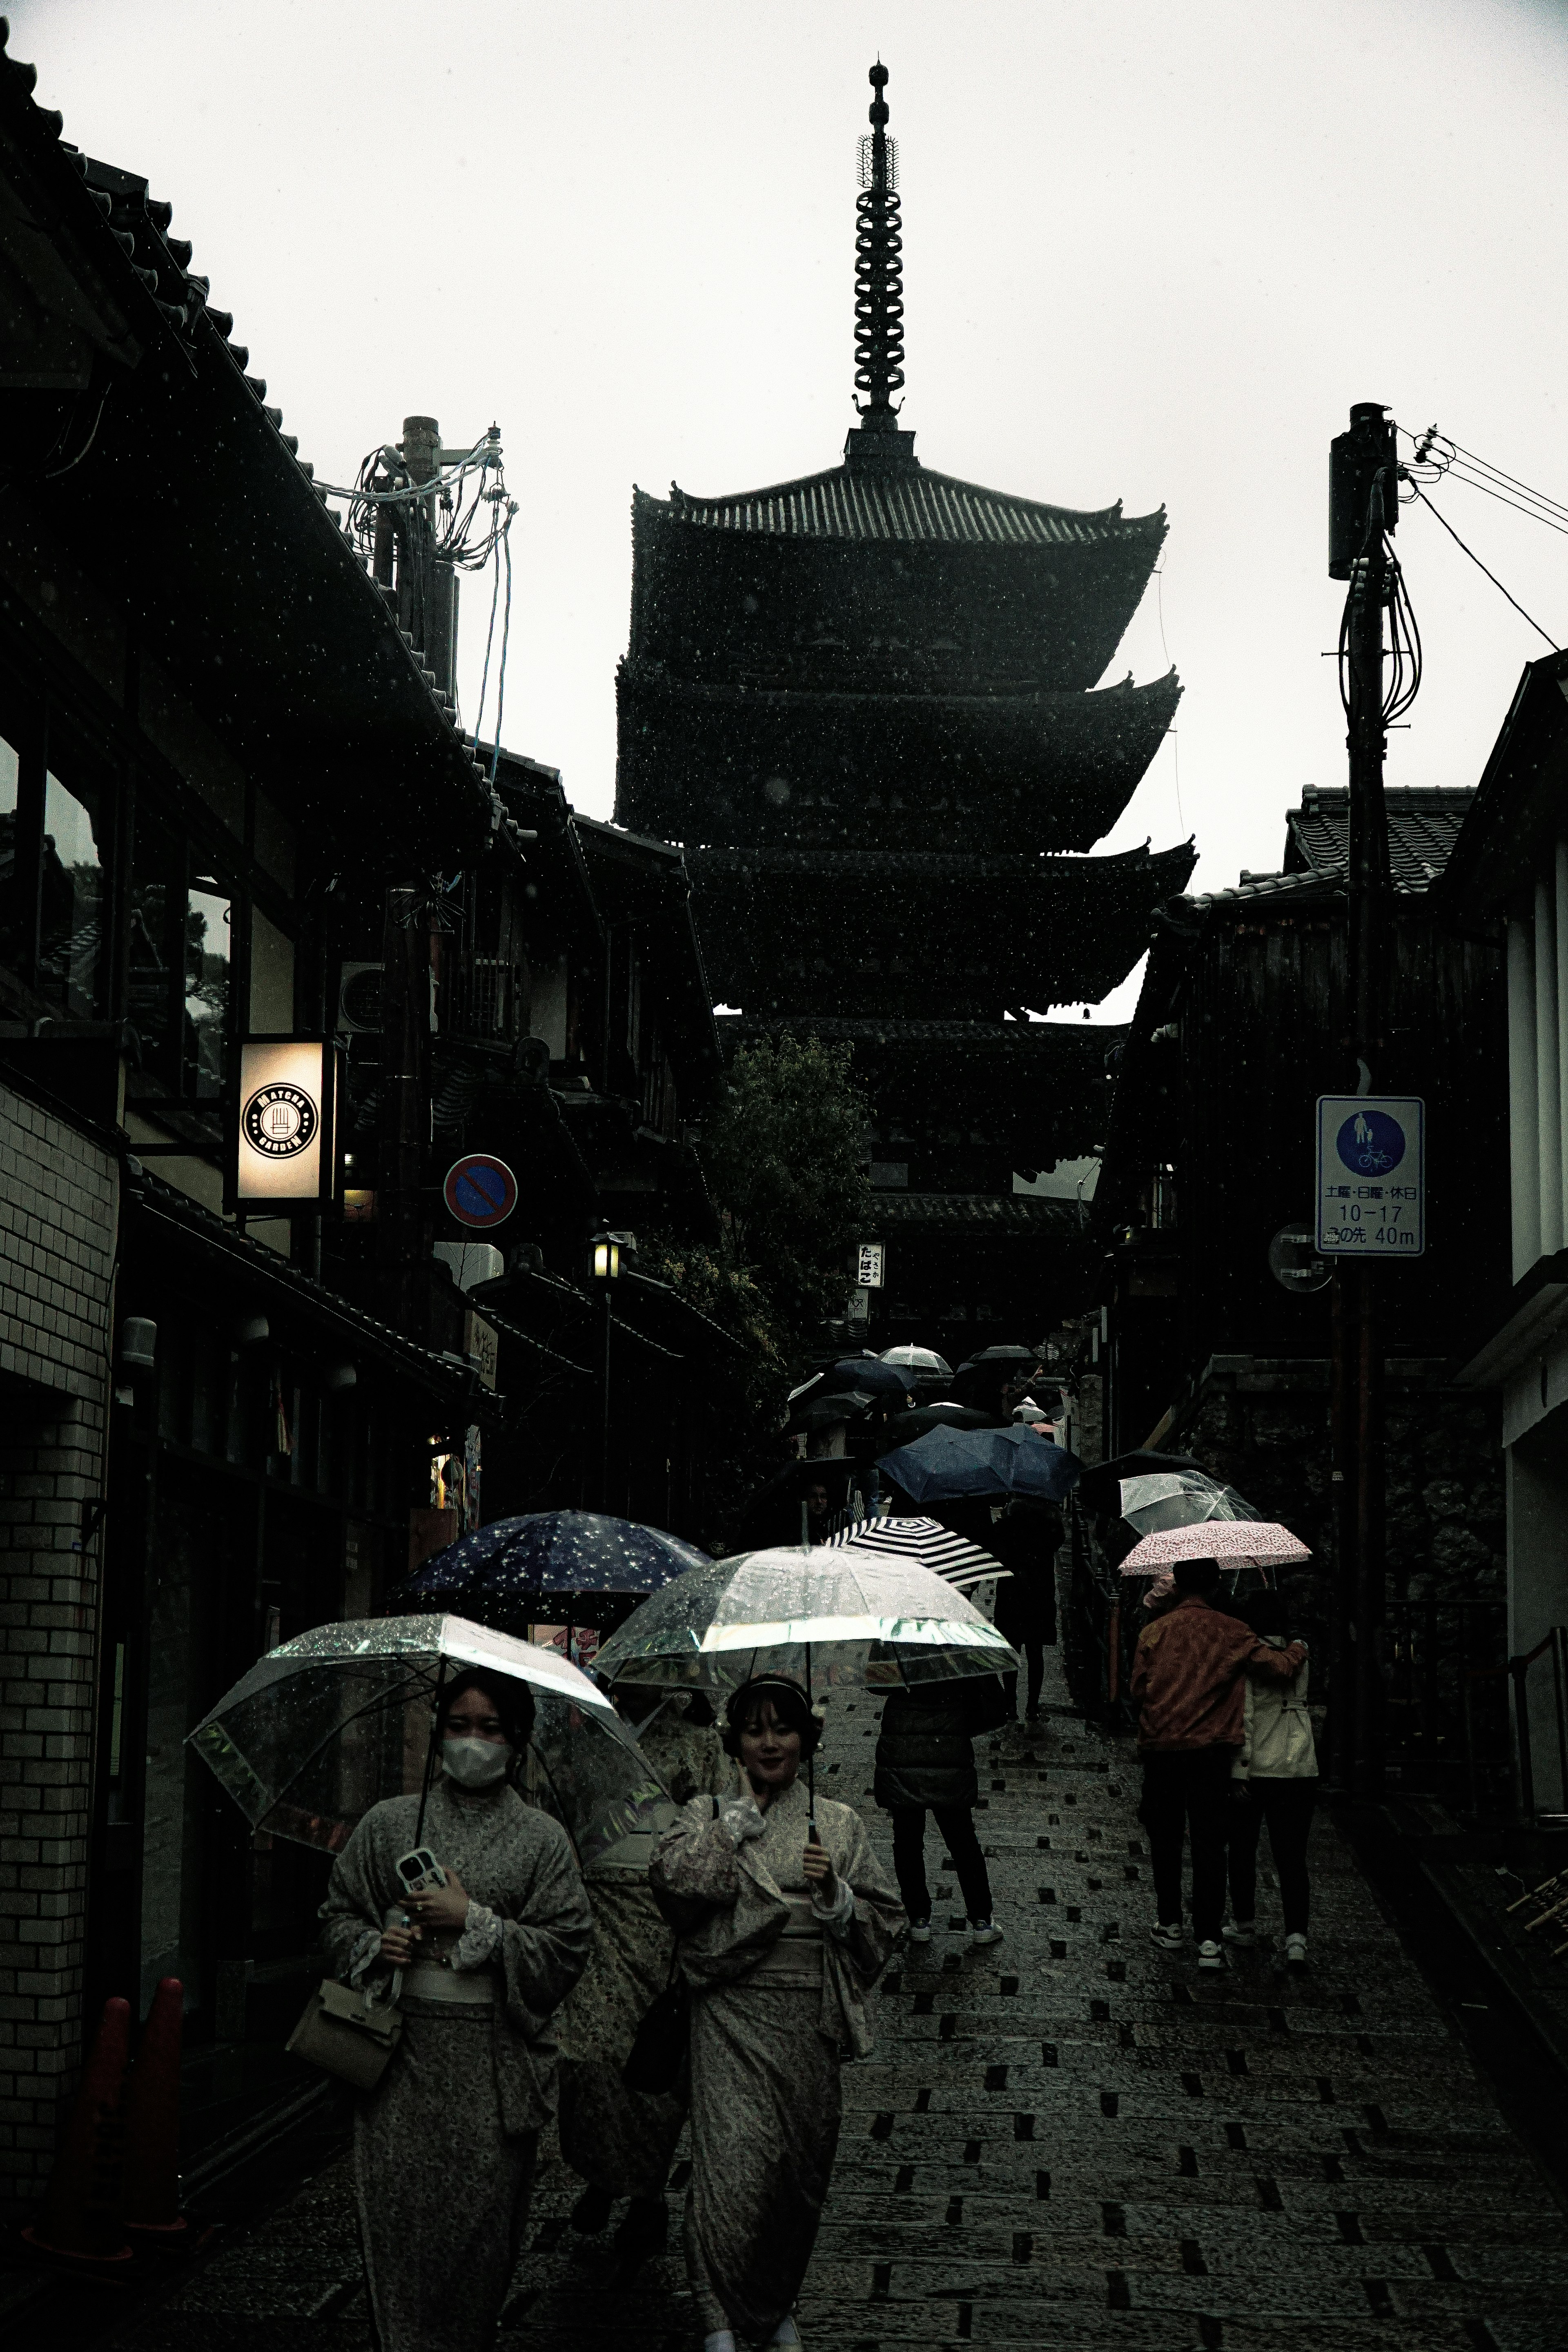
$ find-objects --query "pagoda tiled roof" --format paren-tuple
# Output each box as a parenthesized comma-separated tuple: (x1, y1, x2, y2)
(663, 463, 1166, 550)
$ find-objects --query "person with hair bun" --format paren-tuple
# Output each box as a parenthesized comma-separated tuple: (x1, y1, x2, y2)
(320, 1668, 592, 2352)
(650, 1675, 904, 2352)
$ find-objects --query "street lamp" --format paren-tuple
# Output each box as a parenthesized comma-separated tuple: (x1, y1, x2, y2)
(590, 1228, 622, 1510)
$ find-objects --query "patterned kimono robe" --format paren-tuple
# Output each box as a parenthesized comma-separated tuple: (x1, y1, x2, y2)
(555, 1704, 730, 2200)
(650, 1777, 904, 2340)
(320, 1778, 591, 2352)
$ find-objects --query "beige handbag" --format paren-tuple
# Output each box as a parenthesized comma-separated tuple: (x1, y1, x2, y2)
(287, 1972, 403, 2093)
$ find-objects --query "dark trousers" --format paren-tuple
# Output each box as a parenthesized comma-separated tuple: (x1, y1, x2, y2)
(1139, 1747, 1238, 1943)
(890, 1804, 993, 1923)
(1227, 1776, 1318, 1936)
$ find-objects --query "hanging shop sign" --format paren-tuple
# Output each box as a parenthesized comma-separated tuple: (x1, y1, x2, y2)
(856, 1242, 886, 1289)
(1314, 1095, 1425, 1258)
(443, 1154, 518, 1230)
(232, 1038, 343, 1212)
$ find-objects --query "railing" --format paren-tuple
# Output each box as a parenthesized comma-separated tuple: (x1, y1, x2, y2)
(1464, 1624, 1568, 1824)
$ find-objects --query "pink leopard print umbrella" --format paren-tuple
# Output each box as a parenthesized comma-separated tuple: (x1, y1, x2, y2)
(1119, 1519, 1311, 1575)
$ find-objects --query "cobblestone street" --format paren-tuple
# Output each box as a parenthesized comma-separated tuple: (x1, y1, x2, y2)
(63, 1653, 1568, 2352)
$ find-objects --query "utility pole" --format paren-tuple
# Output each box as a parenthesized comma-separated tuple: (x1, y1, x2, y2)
(1327, 403, 1399, 1798)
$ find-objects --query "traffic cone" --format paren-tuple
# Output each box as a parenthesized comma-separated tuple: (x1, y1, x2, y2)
(120, 1976, 187, 2238)
(22, 1995, 134, 2264)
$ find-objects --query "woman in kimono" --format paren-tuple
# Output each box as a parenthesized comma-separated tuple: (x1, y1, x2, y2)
(650, 1675, 904, 2352)
(320, 1669, 592, 2352)
(557, 1689, 730, 2269)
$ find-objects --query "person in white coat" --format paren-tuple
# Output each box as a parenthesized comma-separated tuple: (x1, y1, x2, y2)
(1223, 1590, 1318, 1966)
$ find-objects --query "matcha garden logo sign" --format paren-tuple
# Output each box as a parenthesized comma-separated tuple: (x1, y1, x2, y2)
(233, 1038, 343, 1212)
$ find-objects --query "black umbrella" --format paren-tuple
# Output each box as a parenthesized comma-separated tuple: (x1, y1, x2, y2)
(969, 1345, 1038, 1365)
(887, 1402, 1003, 1440)
(404, 1510, 710, 1633)
(788, 1389, 876, 1434)
(831, 1356, 913, 1400)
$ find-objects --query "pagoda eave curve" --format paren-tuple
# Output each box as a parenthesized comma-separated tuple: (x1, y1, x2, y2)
(615, 664, 1182, 853)
(687, 840, 1196, 1016)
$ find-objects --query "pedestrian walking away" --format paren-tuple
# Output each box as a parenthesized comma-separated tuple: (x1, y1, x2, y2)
(988, 1494, 1061, 1721)
(1129, 1559, 1305, 1971)
(873, 1675, 1008, 1944)
(318, 1670, 592, 2352)
(1223, 1588, 1320, 1966)
(556, 1687, 730, 2270)
(650, 1674, 904, 2352)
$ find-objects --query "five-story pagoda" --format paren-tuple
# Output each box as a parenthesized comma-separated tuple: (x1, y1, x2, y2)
(615, 65, 1195, 1353)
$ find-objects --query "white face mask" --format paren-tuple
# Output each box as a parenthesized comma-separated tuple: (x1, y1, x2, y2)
(442, 1736, 512, 1790)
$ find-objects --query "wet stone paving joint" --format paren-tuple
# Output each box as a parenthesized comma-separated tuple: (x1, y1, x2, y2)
(96, 1653, 1568, 2352)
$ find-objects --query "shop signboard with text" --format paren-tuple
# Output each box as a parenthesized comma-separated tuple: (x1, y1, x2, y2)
(231, 1037, 343, 1212)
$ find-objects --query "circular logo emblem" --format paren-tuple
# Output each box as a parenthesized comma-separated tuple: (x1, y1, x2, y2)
(243, 1083, 318, 1158)
(1335, 1109, 1405, 1176)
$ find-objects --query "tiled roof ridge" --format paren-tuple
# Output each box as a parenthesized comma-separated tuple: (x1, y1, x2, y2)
(692, 840, 1194, 879)
(0, 22, 497, 820)
(646, 463, 1167, 550)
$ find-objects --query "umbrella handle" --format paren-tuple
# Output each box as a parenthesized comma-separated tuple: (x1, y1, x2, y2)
(806, 1639, 816, 1838)
(415, 1658, 448, 1845)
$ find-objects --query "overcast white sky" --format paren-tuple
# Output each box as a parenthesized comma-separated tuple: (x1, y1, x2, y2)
(14, 0, 1568, 1017)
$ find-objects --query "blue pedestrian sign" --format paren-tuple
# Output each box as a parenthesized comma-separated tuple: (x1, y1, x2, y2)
(1314, 1096, 1424, 1258)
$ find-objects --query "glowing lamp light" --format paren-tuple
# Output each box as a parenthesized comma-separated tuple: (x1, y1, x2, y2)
(592, 1236, 620, 1281)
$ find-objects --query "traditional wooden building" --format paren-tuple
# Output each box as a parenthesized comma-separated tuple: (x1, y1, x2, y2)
(614, 64, 1194, 1356)
(0, 25, 726, 2211)
(1439, 652, 1568, 1811)
(1085, 785, 1510, 1763)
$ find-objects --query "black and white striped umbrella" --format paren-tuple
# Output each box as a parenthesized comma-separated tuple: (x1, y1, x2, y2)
(829, 1513, 1008, 1593)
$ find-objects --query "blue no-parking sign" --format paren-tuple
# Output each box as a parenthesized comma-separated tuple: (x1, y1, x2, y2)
(443, 1154, 518, 1230)
(1314, 1096, 1424, 1258)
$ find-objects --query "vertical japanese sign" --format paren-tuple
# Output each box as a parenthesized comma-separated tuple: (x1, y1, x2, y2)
(856, 1243, 885, 1288)
(1314, 1096, 1424, 1257)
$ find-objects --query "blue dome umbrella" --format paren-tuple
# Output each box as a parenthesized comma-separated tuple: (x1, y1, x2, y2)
(877, 1422, 1083, 1505)
(404, 1510, 712, 1635)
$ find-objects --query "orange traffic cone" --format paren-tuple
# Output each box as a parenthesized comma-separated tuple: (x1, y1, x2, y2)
(120, 1977, 186, 2238)
(22, 1996, 134, 2265)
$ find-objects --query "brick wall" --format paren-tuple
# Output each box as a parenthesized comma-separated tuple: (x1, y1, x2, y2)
(0, 1082, 118, 2212)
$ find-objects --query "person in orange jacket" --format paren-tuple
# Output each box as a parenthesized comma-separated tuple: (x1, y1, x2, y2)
(1129, 1559, 1306, 1970)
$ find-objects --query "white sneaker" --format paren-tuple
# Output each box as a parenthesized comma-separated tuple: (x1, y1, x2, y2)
(1149, 1920, 1185, 1950)
(1221, 1921, 1257, 1948)
(1284, 1932, 1308, 1966)
(968, 1918, 1004, 1947)
(1196, 1940, 1226, 1970)
(907, 1916, 932, 1944)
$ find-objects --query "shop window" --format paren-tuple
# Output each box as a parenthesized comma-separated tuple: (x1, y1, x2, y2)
(184, 880, 232, 1100)
(38, 767, 106, 1016)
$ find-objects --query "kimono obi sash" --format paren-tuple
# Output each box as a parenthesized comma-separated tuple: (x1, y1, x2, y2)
(745, 1893, 823, 1988)
(403, 1958, 497, 2006)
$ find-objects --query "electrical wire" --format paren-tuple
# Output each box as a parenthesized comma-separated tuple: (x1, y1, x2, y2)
(1336, 466, 1422, 725)
(1399, 423, 1568, 538)
(1403, 480, 1560, 651)
(487, 530, 513, 786)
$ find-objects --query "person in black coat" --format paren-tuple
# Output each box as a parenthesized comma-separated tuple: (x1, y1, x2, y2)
(874, 1681, 1001, 1947)
(989, 1497, 1062, 1722)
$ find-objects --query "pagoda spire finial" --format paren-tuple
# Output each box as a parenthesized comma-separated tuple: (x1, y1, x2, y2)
(848, 60, 915, 467)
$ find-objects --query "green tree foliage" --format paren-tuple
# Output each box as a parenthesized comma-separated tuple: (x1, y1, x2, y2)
(639, 1034, 870, 1549)
(701, 1033, 871, 1339)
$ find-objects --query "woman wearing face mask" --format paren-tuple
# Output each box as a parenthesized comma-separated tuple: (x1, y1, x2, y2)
(319, 1670, 592, 2352)
(650, 1676, 904, 2352)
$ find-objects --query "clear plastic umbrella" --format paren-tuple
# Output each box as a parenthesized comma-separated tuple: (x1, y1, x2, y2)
(593, 1546, 1017, 1697)
(1118, 1470, 1265, 1537)
(187, 1614, 668, 1870)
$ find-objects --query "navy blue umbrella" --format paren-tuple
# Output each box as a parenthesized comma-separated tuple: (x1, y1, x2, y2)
(831, 1356, 914, 1400)
(877, 1423, 1082, 1503)
(406, 1511, 710, 1628)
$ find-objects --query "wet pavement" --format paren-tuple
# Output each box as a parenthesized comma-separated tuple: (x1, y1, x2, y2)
(21, 1648, 1568, 2350)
